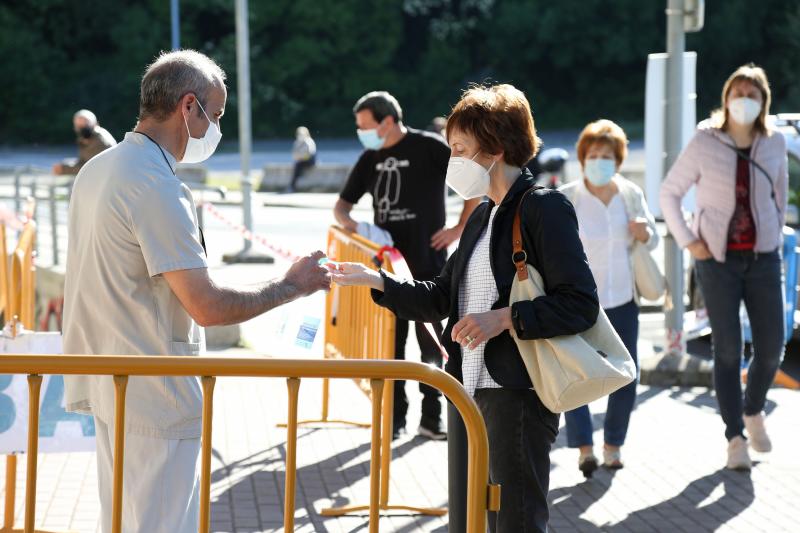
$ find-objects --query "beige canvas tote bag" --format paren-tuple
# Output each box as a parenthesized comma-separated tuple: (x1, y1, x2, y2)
(509, 190, 636, 413)
(618, 182, 666, 300)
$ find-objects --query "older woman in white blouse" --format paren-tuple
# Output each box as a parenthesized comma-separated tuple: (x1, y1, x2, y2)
(559, 119, 658, 477)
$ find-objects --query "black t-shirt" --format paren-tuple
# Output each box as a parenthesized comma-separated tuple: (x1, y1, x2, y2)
(340, 128, 449, 277)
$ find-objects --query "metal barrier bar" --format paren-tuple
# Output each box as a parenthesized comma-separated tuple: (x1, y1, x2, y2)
(368, 379, 384, 533)
(284, 378, 300, 531)
(47, 186, 58, 266)
(3, 455, 16, 530)
(0, 356, 495, 533)
(23, 375, 42, 533)
(111, 376, 128, 533)
(199, 377, 216, 533)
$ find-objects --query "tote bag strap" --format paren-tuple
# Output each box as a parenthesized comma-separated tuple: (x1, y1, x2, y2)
(512, 188, 536, 282)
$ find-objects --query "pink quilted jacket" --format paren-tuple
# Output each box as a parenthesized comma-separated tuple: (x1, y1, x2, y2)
(659, 120, 788, 262)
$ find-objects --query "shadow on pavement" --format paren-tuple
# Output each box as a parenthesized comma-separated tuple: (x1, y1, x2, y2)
(209, 428, 440, 532)
(606, 468, 755, 532)
(548, 470, 618, 531)
(664, 387, 778, 416)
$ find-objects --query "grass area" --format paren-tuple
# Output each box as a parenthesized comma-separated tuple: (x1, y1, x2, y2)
(206, 172, 261, 192)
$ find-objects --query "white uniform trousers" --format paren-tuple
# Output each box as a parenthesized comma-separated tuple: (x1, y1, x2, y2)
(94, 416, 200, 533)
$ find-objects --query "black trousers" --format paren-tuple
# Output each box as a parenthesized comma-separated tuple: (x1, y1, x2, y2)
(450, 388, 559, 533)
(289, 157, 316, 189)
(392, 318, 444, 427)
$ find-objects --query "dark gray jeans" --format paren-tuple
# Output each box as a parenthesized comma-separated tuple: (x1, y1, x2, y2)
(695, 250, 785, 441)
(449, 388, 558, 532)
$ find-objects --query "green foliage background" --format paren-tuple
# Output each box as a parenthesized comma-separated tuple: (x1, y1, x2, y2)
(2, 0, 799, 144)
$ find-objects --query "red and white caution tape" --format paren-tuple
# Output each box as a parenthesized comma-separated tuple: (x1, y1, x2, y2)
(198, 202, 300, 262)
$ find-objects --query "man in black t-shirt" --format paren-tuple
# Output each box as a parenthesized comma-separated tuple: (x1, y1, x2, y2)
(334, 91, 478, 440)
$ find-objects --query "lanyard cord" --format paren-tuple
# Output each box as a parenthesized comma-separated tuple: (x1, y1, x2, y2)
(134, 130, 176, 176)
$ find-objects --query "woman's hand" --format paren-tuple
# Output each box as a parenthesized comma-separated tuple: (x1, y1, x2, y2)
(451, 308, 512, 351)
(687, 239, 713, 260)
(328, 262, 385, 292)
(628, 218, 651, 243)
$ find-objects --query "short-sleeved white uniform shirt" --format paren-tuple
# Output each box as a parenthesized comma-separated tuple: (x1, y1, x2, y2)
(63, 132, 208, 439)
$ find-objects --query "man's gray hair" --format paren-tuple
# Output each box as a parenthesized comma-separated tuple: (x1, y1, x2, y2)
(139, 49, 226, 121)
(353, 91, 403, 124)
(73, 109, 97, 126)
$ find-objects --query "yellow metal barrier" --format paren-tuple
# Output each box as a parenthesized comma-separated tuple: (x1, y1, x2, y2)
(312, 226, 445, 517)
(0, 356, 499, 533)
(1, 220, 61, 533)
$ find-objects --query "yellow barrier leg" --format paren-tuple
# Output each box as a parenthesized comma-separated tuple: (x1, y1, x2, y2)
(284, 378, 300, 532)
(277, 377, 370, 429)
(23, 375, 42, 533)
(379, 380, 392, 508)
(199, 377, 216, 533)
(111, 376, 128, 533)
(321, 378, 329, 422)
(368, 379, 384, 533)
(3, 455, 17, 531)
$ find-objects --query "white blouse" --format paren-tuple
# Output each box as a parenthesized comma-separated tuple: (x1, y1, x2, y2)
(458, 206, 503, 396)
(573, 182, 634, 309)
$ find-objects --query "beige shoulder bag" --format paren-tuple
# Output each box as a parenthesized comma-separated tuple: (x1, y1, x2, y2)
(618, 181, 666, 300)
(509, 190, 636, 413)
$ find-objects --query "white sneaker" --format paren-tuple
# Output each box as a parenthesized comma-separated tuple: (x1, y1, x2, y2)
(726, 436, 752, 471)
(744, 412, 772, 452)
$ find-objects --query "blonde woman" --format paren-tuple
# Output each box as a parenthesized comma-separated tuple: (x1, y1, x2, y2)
(559, 119, 658, 476)
(660, 64, 788, 470)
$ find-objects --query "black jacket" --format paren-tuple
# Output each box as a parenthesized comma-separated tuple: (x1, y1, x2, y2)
(372, 170, 599, 388)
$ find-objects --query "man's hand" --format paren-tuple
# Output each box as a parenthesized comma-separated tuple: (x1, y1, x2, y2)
(284, 251, 332, 296)
(628, 218, 651, 243)
(451, 308, 512, 351)
(687, 239, 712, 260)
(430, 225, 463, 251)
(52, 163, 63, 175)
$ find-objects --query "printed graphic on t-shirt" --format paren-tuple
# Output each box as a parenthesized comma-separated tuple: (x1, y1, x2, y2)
(374, 157, 413, 223)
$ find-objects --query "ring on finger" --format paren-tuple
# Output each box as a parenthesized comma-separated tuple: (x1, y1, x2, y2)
(464, 335, 475, 344)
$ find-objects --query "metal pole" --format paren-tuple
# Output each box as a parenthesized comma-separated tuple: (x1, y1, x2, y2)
(447, 402, 470, 533)
(49, 185, 58, 266)
(13, 168, 21, 214)
(664, 0, 686, 353)
(170, 0, 180, 51)
(235, 0, 253, 254)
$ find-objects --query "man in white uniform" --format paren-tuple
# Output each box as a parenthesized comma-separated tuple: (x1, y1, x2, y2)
(62, 50, 331, 533)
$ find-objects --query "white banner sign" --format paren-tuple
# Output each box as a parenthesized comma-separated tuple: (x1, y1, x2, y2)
(0, 332, 95, 454)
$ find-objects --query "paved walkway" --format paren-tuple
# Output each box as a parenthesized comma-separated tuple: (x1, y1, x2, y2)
(2, 205, 799, 532)
(2, 346, 799, 532)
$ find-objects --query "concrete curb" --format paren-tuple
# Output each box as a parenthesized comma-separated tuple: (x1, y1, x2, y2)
(639, 350, 714, 388)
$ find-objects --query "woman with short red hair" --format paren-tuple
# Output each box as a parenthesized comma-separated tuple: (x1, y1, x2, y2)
(330, 84, 599, 532)
(560, 119, 659, 477)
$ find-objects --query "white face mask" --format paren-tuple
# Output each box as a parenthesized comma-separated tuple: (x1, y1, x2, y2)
(182, 99, 222, 163)
(728, 97, 761, 126)
(445, 152, 495, 200)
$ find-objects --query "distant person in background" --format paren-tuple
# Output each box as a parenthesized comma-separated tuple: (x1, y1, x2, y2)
(285, 126, 317, 193)
(559, 119, 657, 477)
(427, 116, 447, 140)
(660, 64, 788, 471)
(52, 109, 116, 175)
